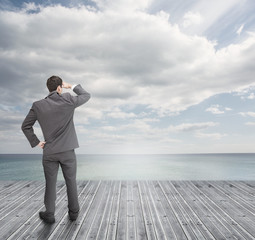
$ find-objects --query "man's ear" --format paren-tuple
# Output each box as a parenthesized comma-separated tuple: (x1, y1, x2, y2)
(57, 85, 62, 93)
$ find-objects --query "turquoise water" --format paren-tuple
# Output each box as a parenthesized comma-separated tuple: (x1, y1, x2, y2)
(0, 153, 254, 180)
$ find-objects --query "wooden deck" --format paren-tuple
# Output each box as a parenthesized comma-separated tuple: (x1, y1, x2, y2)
(0, 180, 254, 239)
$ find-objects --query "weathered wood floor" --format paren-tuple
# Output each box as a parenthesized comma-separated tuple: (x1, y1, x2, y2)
(0, 181, 254, 240)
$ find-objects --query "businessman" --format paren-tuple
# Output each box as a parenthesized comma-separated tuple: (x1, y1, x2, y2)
(21, 76, 90, 224)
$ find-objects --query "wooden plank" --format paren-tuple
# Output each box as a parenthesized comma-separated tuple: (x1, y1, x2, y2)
(238, 181, 255, 191)
(0, 181, 28, 191)
(229, 181, 255, 197)
(207, 181, 255, 214)
(0, 182, 46, 239)
(174, 181, 226, 239)
(193, 181, 255, 237)
(157, 181, 200, 240)
(202, 181, 255, 223)
(70, 181, 108, 239)
(0, 181, 37, 211)
(183, 181, 246, 239)
(67, 180, 102, 239)
(0, 181, 33, 198)
(189, 181, 255, 239)
(126, 181, 136, 240)
(140, 181, 167, 239)
(86, 181, 114, 239)
(116, 181, 127, 240)
(56, 181, 101, 239)
(0, 182, 42, 214)
(132, 181, 147, 240)
(96, 181, 119, 240)
(1, 181, 255, 240)
(146, 180, 178, 239)
(221, 181, 255, 200)
(166, 181, 215, 240)
(137, 181, 157, 240)
(0, 181, 16, 191)
(6, 182, 66, 239)
(152, 181, 190, 239)
(106, 181, 121, 240)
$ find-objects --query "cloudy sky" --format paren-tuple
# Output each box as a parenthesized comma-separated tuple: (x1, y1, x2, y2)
(0, 0, 255, 154)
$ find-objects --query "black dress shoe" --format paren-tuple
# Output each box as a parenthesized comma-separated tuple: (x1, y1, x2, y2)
(69, 210, 79, 221)
(39, 211, 55, 224)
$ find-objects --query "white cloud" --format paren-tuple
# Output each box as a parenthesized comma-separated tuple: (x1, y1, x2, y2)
(22, 2, 40, 12)
(1, 2, 255, 153)
(107, 108, 136, 119)
(101, 126, 117, 131)
(168, 122, 218, 132)
(83, 120, 220, 153)
(74, 119, 182, 154)
(182, 11, 202, 28)
(206, 105, 224, 114)
(237, 24, 244, 36)
(196, 132, 227, 140)
(205, 105, 231, 114)
(180, 0, 242, 35)
(0, 3, 254, 118)
(247, 93, 255, 99)
(0, 109, 25, 128)
(236, 86, 255, 99)
(239, 112, 255, 117)
(94, 0, 153, 11)
(156, 10, 170, 22)
(245, 122, 255, 126)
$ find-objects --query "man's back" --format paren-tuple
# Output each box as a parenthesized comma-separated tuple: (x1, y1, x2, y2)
(22, 84, 90, 155)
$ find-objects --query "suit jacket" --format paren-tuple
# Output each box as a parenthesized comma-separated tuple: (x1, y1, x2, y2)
(21, 84, 90, 155)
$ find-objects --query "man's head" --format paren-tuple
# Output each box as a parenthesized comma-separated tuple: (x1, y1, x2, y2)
(47, 76, 63, 93)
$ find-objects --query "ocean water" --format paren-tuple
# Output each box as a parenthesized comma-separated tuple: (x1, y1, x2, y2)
(0, 153, 254, 181)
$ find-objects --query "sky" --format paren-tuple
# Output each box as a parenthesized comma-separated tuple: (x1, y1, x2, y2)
(0, 0, 255, 154)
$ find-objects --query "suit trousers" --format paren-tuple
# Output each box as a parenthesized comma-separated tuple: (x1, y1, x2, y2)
(42, 149, 79, 214)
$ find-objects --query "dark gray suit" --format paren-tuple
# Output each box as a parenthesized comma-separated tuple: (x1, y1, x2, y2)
(22, 84, 90, 214)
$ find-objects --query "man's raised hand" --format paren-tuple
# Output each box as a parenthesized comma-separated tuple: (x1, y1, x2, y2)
(62, 82, 72, 89)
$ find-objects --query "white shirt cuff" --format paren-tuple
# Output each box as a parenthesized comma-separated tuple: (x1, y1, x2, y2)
(71, 84, 78, 90)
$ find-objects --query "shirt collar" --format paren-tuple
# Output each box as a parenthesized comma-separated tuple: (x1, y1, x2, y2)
(45, 90, 60, 99)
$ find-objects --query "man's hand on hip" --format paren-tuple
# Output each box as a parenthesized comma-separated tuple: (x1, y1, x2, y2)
(38, 141, 46, 149)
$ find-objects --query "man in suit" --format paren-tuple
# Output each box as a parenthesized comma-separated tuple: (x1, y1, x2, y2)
(21, 76, 90, 224)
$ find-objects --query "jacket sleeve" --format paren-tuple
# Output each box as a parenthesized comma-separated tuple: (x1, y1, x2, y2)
(72, 84, 91, 108)
(21, 103, 40, 148)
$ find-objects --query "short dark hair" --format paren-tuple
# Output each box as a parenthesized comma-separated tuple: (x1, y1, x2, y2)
(47, 76, 63, 92)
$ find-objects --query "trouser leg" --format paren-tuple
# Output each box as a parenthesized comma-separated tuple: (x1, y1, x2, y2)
(60, 150, 79, 213)
(42, 155, 59, 213)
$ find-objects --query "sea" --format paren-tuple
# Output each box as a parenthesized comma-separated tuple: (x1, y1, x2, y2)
(0, 153, 254, 181)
